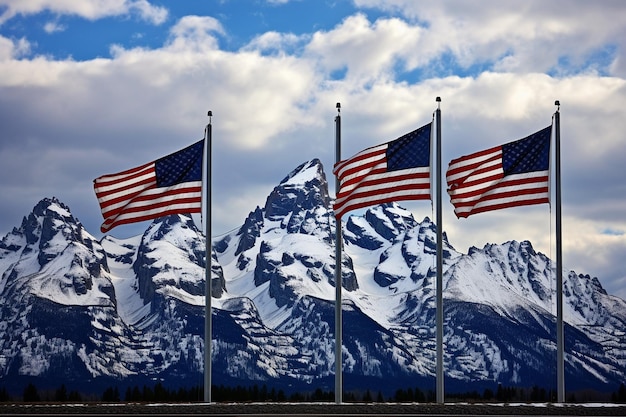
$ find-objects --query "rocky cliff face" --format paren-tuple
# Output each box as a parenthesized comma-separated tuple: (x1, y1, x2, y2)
(1, 159, 625, 395)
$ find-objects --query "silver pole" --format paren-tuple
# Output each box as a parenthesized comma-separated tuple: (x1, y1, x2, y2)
(435, 97, 444, 404)
(554, 101, 564, 402)
(334, 103, 343, 404)
(204, 112, 213, 403)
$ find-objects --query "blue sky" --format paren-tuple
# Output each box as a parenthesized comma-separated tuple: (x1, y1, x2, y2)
(0, 0, 625, 300)
(0, 1, 367, 59)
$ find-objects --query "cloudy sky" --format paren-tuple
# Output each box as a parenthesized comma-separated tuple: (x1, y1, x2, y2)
(1, 0, 625, 299)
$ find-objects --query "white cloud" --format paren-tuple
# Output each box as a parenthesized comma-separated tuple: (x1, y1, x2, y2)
(355, 0, 626, 76)
(305, 13, 426, 83)
(0, 0, 168, 25)
(610, 55, 626, 78)
(0, 36, 11, 60)
(130, 0, 167, 25)
(244, 31, 305, 55)
(0, 35, 31, 59)
(560, 218, 626, 299)
(165, 15, 225, 52)
(0, 5, 625, 299)
(43, 20, 66, 33)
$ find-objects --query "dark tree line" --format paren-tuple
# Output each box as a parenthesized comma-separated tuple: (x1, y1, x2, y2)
(3, 382, 626, 403)
(446, 384, 557, 403)
(612, 383, 626, 403)
(15, 383, 83, 402)
(391, 386, 435, 402)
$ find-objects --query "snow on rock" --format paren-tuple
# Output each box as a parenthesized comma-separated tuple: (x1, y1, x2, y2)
(1, 161, 626, 393)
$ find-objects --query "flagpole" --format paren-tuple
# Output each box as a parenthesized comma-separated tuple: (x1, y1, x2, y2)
(554, 101, 564, 403)
(435, 97, 444, 404)
(204, 111, 213, 403)
(334, 102, 343, 404)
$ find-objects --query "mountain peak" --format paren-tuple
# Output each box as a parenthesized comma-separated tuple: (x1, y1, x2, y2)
(2, 166, 626, 395)
(0, 197, 112, 310)
(265, 159, 331, 221)
(31, 196, 69, 215)
(133, 212, 225, 305)
(7, 197, 101, 270)
(278, 158, 326, 187)
(18, 197, 77, 244)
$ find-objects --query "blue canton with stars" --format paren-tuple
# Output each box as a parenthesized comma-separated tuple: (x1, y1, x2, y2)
(502, 126, 551, 175)
(155, 140, 204, 187)
(386, 123, 432, 171)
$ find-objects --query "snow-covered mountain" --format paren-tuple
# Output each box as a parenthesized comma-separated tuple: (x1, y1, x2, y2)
(1, 159, 625, 396)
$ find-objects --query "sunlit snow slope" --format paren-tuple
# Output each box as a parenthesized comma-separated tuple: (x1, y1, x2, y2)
(0, 159, 625, 394)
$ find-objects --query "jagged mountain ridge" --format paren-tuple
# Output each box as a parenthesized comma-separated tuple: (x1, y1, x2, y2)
(0, 158, 625, 395)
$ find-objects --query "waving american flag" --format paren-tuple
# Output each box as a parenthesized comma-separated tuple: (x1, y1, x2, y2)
(333, 123, 432, 219)
(94, 140, 204, 232)
(446, 126, 552, 218)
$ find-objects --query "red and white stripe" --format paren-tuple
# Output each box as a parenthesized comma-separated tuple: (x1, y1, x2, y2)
(94, 161, 201, 233)
(333, 143, 430, 219)
(446, 145, 549, 218)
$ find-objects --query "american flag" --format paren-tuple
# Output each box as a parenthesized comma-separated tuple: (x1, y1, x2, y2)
(446, 126, 552, 218)
(333, 123, 431, 219)
(94, 140, 204, 233)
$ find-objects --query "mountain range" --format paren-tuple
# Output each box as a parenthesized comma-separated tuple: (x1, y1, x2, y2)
(1, 158, 625, 397)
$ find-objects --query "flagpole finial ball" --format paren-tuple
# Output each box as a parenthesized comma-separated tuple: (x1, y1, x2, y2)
(436, 97, 441, 102)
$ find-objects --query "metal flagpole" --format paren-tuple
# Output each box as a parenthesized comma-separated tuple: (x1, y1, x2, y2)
(334, 102, 343, 404)
(204, 111, 213, 403)
(554, 101, 564, 403)
(435, 97, 444, 404)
